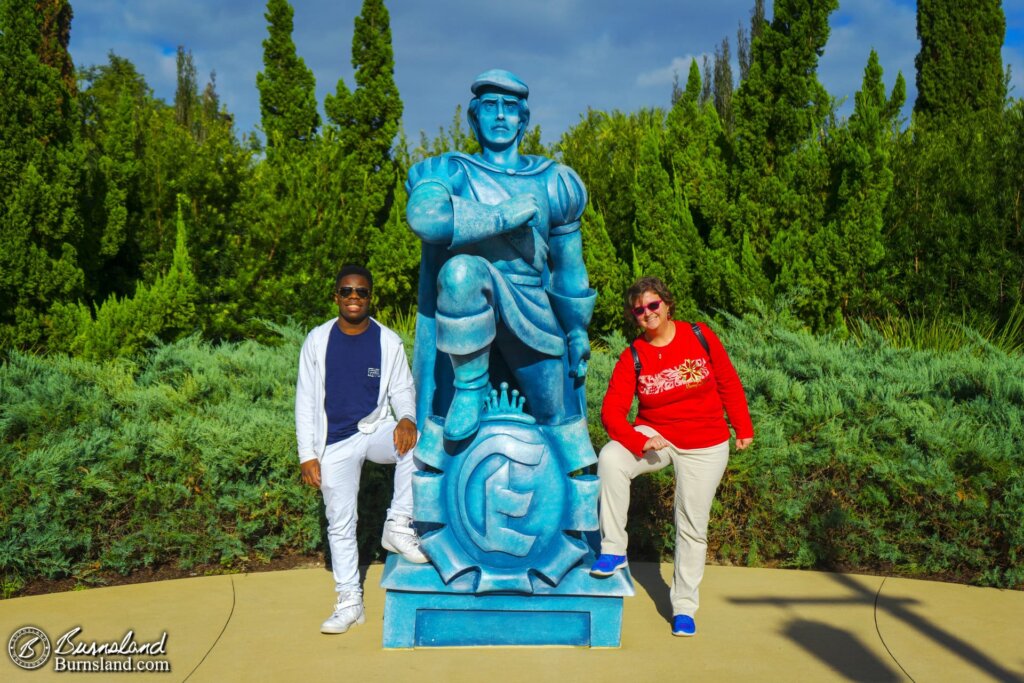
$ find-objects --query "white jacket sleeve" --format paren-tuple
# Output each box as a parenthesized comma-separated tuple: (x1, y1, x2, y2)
(295, 333, 320, 464)
(386, 338, 417, 424)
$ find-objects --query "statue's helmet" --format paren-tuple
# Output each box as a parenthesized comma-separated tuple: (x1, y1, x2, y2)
(467, 69, 531, 147)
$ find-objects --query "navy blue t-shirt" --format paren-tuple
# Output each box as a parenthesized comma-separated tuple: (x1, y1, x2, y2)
(324, 320, 382, 445)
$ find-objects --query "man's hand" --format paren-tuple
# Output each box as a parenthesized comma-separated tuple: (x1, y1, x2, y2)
(735, 437, 753, 450)
(300, 459, 321, 488)
(497, 194, 540, 232)
(394, 417, 418, 456)
(567, 328, 590, 378)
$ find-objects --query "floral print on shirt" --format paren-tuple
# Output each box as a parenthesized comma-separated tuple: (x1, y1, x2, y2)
(638, 358, 710, 395)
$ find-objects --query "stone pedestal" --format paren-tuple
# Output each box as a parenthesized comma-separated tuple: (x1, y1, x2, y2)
(381, 401, 631, 648)
(381, 555, 633, 647)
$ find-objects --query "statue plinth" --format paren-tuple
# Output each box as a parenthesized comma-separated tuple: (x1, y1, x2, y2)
(381, 391, 633, 647)
(381, 554, 632, 647)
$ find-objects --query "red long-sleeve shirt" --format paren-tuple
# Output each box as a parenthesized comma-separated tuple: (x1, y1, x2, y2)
(601, 320, 754, 457)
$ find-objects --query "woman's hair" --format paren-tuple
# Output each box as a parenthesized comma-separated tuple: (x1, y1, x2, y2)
(624, 276, 675, 325)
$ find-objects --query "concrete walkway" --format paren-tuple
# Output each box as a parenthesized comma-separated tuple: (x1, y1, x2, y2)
(2, 563, 1021, 682)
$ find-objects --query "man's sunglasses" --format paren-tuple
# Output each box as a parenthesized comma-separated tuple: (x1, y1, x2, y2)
(632, 300, 663, 317)
(337, 286, 371, 299)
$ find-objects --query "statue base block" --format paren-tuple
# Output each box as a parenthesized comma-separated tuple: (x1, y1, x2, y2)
(381, 554, 634, 648)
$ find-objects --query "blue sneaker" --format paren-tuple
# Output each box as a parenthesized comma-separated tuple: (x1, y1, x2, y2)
(672, 614, 696, 637)
(590, 554, 627, 577)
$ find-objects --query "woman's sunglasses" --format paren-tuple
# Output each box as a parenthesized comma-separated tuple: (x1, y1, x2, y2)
(632, 300, 663, 317)
(337, 286, 371, 299)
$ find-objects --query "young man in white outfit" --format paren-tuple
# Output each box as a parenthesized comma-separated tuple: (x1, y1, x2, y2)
(295, 264, 428, 634)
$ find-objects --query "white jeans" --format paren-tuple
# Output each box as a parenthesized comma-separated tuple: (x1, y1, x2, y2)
(598, 424, 729, 616)
(319, 420, 416, 594)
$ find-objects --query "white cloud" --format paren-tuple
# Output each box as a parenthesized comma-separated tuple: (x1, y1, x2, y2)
(65, 0, 1024, 143)
(636, 55, 707, 88)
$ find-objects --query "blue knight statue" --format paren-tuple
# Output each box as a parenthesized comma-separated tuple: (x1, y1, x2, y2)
(381, 70, 632, 648)
(407, 69, 593, 441)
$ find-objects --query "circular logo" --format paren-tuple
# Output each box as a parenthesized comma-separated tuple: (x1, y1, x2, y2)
(8, 626, 51, 670)
(416, 416, 596, 593)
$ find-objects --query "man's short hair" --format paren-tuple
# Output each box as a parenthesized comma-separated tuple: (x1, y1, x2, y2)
(335, 264, 373, 291)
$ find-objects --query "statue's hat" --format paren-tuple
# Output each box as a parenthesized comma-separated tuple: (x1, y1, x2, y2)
(470, 69, 529, 99)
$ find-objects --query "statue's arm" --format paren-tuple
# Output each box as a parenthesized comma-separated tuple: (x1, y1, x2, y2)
(407, 180, 457, 245)
(547, 163, 595, 378)
(548, 229, 589, 296)
(546, 163, 591, 296)
(548, 231, 596, 379)
(406, 156, 540, 248)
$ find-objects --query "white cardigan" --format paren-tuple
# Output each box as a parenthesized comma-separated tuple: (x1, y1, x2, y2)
(295, 317, 416, 464)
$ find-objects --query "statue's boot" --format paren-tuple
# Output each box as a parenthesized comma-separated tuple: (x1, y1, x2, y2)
(444, 349, 489, 441)
(435, 308, 496, 441)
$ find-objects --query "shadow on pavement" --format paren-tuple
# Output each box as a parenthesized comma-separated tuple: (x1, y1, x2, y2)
(728, 570, 1022, 682)
(629, 562, 672, 624)
(784, 618, 902, 682)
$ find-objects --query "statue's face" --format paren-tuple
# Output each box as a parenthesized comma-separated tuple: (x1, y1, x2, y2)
(476, 93, 523, 149)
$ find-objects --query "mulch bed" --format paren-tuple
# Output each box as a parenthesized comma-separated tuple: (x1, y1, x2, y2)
(13, 553, 329, 598)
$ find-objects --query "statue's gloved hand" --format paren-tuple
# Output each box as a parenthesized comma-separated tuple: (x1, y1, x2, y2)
(567, 328, 590, 378)
(497, 194, 541, 233)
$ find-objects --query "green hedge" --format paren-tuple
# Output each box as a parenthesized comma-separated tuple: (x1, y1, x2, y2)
(2, 313, 1021, 596)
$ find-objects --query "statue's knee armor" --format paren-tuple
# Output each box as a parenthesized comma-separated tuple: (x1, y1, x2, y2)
(437, 255, 490, 315)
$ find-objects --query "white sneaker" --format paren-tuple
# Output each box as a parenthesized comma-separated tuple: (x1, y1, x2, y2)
(320, 591, 365, 634)
(381, 517, 429, 564)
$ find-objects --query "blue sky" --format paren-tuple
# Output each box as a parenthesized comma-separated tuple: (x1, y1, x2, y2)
(68, 1, 1024, 144)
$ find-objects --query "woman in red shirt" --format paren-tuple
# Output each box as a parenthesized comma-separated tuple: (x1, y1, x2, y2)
(591, 276, 753, 637)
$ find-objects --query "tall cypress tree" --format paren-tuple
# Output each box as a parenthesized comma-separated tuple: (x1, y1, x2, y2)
(914, 0, 1005, 125)
(227, 0, 328, 336)
(729, 0, 837, 313)
(580, 204, 630, 336)
(0, 0, 84, 348)
(775, 51, 905, 330)
(256, 0, 319, 147)
(34, 0, 75, 95)
(324, 0, 404, 259)
(733, 0, 836, 180)
(367, 178, 420, 317)
(737, 0, 766, 83)
(631, 124, 699, 318)
(886, 0, 1014, 319)
(558, 109, 656, 256)
(665, 59, 747, 314)
(174, 46, 199, 134)
(712, 37, 734, 132)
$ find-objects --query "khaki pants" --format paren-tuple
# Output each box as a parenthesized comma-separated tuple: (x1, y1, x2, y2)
(598, 425, 730, 616)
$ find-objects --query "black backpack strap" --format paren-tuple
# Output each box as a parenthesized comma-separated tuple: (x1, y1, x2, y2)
(690, 322, 711, 359)
(629, 341, 641, 398)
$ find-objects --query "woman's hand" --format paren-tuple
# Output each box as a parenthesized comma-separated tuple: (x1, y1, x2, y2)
(642, 435, 671, 452)
(735, 437, 753, 450)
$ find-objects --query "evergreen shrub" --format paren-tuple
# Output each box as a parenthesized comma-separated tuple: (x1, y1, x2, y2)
(2, 311, 1021, 595)
(0, 330, 320, 596)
